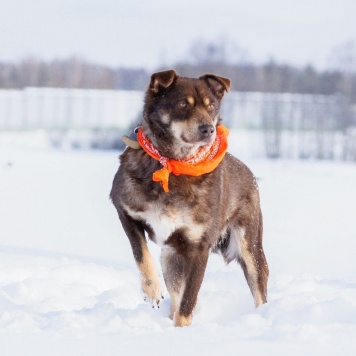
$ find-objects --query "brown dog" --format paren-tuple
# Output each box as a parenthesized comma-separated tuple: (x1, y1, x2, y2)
(110, 70, 269, 327)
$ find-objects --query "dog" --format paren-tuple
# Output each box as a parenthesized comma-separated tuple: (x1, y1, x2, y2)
(110, 70, 269, 327)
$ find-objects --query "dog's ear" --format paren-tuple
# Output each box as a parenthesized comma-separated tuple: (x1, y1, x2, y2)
(199, 74, 230, 98)
(149, 70, 178, 94)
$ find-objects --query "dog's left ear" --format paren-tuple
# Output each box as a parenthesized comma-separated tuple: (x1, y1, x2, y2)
(199, 74, 230, 98)
(149, 70, 178, 94)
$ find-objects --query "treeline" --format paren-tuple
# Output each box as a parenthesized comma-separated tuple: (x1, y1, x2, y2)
(0, 56, 355, 102)
(172, 62, 350, 97)
(0, 57, 148, 90)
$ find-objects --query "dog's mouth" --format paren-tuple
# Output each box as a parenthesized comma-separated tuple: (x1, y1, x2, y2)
(181, 134, 215, 147)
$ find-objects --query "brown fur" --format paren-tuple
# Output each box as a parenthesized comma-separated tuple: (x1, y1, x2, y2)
(110, 70, 269, 326)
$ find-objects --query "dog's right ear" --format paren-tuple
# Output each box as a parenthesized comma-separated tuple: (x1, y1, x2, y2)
(149, 70, 177, 94)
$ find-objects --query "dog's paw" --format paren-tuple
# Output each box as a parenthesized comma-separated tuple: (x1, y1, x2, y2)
(141, 278, 164, 308)
(144, 294, 164, 308)
(174, 313, 192, 327)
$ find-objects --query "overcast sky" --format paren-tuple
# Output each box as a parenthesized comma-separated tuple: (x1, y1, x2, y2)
(1, 0, 355, 70)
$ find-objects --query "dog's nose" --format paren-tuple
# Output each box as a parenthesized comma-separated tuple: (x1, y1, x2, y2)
(199, 124, 215, 138)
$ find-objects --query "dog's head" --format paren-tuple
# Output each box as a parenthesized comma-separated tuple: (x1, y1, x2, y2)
(142, 70, 230, 160)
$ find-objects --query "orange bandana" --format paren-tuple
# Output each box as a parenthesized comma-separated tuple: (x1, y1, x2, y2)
(137, 125, 229, 193)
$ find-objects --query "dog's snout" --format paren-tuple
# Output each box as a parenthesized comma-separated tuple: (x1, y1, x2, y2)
(199, 124, 215, 138)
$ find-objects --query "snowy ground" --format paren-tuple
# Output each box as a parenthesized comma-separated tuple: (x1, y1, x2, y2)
(1, 139, 356, 355)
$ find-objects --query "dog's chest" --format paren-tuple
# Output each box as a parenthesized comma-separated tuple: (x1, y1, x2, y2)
(123, 202, 204, 247)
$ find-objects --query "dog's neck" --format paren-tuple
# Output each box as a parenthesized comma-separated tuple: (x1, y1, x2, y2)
(136, 124, 230, 193)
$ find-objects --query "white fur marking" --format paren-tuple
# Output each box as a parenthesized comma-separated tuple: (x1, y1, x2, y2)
(122, 203, 204, 246)
(235, 226, 246, 258)
(161, 113, 170, 124)
(171, 121, 186, 142)
(225, 226, 246, 261)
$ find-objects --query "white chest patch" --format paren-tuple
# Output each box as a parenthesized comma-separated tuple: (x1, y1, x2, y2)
(122, 203, 204, 247)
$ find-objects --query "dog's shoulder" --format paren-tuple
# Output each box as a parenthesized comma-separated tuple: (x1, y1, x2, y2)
(110, 148, 162, 207)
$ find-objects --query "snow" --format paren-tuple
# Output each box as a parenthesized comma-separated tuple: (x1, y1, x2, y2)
(1, 138, 356, 355)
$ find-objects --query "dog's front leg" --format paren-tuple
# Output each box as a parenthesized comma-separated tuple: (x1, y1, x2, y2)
(175, 247, 209, 327)
(162, 238, 209, 327)
(118, 208, 163, 306)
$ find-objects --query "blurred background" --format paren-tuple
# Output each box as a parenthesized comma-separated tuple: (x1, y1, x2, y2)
(0, 0, 356, 160)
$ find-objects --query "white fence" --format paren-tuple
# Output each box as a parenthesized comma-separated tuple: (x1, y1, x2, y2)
(1, 87, 355, 159)
(0, 88, 143, 131)
(0, 87, 346, 131)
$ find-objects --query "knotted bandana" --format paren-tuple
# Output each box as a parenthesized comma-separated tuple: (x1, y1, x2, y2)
(137, 125, 229, 192)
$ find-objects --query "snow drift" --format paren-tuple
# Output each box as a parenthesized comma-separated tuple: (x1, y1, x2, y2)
(0, 144, 356, 355)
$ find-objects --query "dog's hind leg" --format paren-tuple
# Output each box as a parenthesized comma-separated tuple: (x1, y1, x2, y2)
(236, 217, 269, 307)
(118, 209, 163, 306)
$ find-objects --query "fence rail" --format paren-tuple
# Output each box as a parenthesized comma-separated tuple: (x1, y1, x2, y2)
(1, 88, 349, 131)
(0, 88, 144, 131)
(0, 88, 355, 159)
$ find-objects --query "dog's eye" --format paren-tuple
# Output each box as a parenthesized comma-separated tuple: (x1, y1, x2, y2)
(179, 101, 187, 108)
